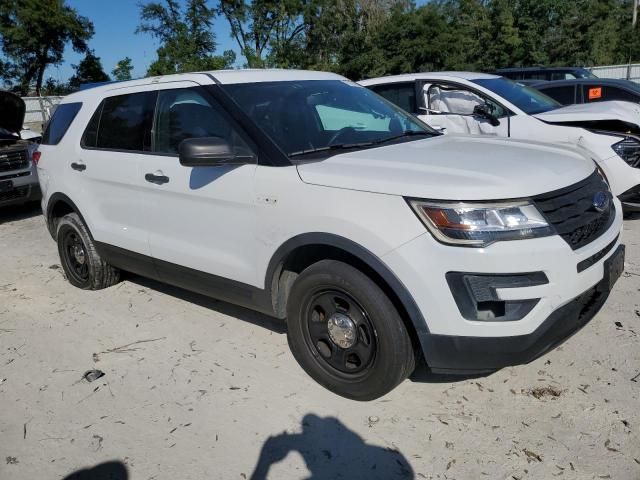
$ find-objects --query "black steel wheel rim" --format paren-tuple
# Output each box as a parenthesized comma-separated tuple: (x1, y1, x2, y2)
(61, 229, 89, 283)
(303, 288, 378, 376)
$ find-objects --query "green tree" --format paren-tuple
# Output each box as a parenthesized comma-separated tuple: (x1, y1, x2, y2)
(217, 0, 307, 68)
(0, 0, 93, 95)
(137, 0, 235, 75)
(112, 57, 134, 81)
(68, 50, 110, 90)
(277, 0, 411, 77)
(41, 78, 71, 96)
(389, 4, 453, 72)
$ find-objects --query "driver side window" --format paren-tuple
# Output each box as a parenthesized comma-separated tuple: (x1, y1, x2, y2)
(153, 88, 253, 156)
(426, 84, 507, 118)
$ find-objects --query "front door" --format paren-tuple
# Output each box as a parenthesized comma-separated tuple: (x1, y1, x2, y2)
(138, 82, 260, 288)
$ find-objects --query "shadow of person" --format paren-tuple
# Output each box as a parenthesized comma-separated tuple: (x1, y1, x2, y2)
(250, 414, 414, 480)
(62, 461, 128, 480)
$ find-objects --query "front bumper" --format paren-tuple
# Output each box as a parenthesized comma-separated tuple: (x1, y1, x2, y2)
(0, 161, 40, 207)
(600, 153, 640, 210)
(424, 246, 623, 372)
(0, 180, 40, 207)
(382, 199, 624, 371)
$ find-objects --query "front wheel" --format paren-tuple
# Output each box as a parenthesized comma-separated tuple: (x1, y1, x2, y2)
(286, 260, 415, 401)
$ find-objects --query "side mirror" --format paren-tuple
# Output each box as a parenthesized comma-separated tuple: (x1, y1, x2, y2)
(472, 104, 500, 127)
(178, 137, 249, 167)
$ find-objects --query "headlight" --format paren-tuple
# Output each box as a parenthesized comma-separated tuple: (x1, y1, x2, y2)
(408, 200, 553, 247)
(612, 137, 640, 168)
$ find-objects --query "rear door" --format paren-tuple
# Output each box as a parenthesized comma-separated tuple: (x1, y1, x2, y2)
(138, 82, 259, 287)
(75, 87, 156, 258)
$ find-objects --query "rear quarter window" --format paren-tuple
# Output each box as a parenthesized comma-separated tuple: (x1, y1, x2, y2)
(41, 102, 82, 145)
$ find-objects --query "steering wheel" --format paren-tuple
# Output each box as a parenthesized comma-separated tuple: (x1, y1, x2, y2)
(328, 127, 357, 145)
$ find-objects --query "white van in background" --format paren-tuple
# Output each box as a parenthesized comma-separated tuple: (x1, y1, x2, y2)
(360, 72, 640, 212)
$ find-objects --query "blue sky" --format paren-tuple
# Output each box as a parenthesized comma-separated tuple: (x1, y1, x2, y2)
(45, 0, 238, 83)
(46, 0, 430, 83)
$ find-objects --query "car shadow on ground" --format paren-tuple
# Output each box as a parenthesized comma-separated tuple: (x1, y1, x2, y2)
(129, 275, 491, 383)
(249, 413, 414, 479)
(0, 202, 41, 224)
(62, 461, 128, 480)
(129, 275, 287, 334)
(624, 211, 640, 221)
(409, 362, 489, 383)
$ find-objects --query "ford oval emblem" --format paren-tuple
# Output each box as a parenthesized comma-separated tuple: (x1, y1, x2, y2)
(592, 191, 609, 212)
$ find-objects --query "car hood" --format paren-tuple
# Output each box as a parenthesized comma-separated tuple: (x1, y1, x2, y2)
(534, 100, 640, 127)
(296, 135, 594, 200)
(0, 91, 26, 137)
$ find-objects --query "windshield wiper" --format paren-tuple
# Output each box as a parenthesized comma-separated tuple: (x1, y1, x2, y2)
(289, 131, 433, 158)
(372, 130, 435, 145)
(289, 142, 375, 158)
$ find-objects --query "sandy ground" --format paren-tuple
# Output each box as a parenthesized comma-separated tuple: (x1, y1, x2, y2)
(0, 204, 639, 480)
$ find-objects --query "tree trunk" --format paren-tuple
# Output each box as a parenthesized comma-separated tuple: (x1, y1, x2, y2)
(35, 64, 45, 96)
(19, 63, 38, 96)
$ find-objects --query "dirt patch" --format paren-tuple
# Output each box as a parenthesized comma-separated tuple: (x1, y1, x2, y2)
(523, 385, 564, 399)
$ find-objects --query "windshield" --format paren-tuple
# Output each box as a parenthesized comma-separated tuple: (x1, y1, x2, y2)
(472, 78, 562, 115)
(575, 68, 597, 79)
(222, 80, 435, 157)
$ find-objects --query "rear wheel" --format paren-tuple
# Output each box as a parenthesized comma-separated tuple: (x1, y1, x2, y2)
(286, 260, 415, 400)
(57, 213, 120, 290)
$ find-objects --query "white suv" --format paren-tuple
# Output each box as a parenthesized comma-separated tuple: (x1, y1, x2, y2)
(360, 72, 640, 211)
(37, 70, 624, 400)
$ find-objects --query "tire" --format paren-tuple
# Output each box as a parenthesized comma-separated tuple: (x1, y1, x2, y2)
(286, 260, 415, 401)
(56, 213, 120, 290)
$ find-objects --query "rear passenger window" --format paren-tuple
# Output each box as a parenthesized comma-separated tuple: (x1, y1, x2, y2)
(540, 86, 576, 105)
(41, 102, 82, 145)
(95, 92, 156, 151)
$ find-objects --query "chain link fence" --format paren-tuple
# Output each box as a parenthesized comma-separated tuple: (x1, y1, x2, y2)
(588, 64, 640, 83)
(21, 96, 64, 133)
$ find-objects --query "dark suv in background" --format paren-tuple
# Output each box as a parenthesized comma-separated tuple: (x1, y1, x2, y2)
(530, 78, 640, 106)
(0, 91, 40, 208)
(494, 67, 597, 81)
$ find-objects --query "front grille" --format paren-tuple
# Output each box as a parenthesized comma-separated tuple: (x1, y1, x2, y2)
(0, 186, 28, 203)
(0, 149, 29, 173)
(533, 171, 614, 250)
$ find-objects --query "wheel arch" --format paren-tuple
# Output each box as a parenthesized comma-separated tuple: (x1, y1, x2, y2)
(265, 233, 430, 357)
(45, 193, 92, 241)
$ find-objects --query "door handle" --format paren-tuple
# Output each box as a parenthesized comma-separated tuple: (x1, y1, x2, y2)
(145, 173, 170, 185)
(71, 162, 86, 172)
